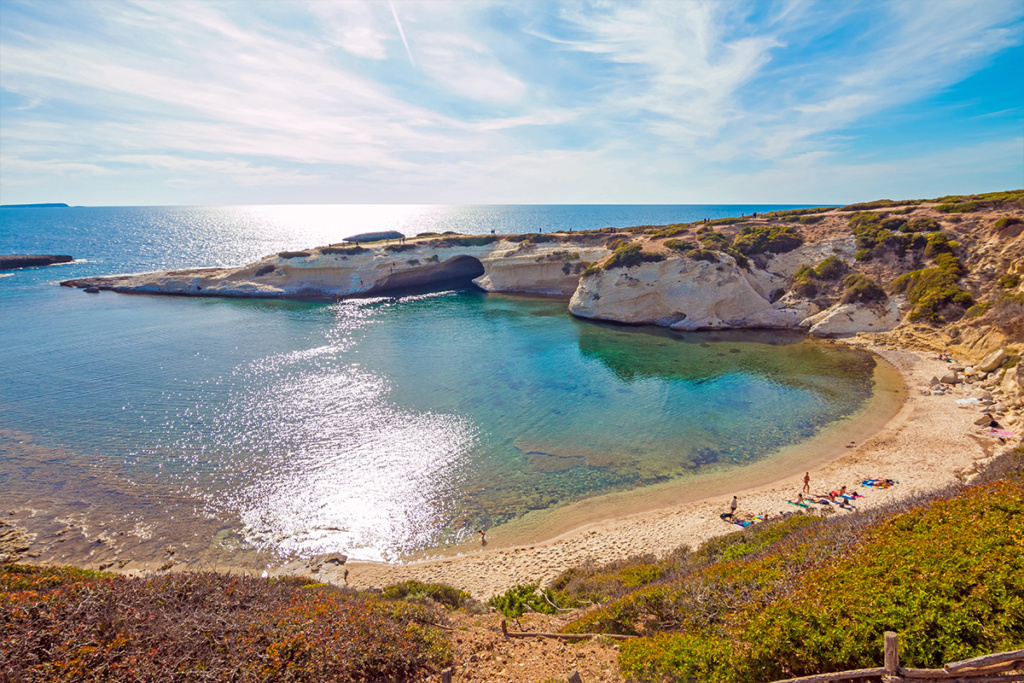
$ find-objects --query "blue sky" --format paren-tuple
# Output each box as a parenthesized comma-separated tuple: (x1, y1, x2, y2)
(1, 0, 1021, 205)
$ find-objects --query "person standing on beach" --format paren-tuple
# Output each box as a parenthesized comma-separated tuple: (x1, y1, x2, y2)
(726, 496, 738, 518)
(803, 472, 811, 493)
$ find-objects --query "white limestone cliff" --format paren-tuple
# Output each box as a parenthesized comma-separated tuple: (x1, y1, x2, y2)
(567, 255, 803, 330)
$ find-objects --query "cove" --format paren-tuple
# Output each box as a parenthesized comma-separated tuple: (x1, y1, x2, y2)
(1, 284, 882, 563)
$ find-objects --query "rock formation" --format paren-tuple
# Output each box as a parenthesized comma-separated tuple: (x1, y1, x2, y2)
(59, 191, 1024, 350)
(1, 254, 73, 270)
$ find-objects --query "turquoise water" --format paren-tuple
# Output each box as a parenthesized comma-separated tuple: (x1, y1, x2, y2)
(0, 204, 875, 562)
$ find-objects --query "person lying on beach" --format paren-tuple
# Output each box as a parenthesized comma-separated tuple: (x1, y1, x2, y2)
(787, 493, 809, 508)
(861, 478, 897, 488)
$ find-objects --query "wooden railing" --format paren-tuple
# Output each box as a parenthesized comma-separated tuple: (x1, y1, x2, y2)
(769, 633, 1024, 683)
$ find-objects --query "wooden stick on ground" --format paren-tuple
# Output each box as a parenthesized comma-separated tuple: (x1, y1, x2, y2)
(500, 619, 635, 641)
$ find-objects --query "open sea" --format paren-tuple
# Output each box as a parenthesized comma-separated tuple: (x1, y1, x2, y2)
(0, 204, 881, 562)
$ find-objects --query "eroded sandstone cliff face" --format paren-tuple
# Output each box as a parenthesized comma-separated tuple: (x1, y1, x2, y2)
(567, 255, 802, 330)
(61, 239, 614, 300)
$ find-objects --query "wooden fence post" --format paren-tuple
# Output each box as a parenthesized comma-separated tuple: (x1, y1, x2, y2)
(441, 667, 453, 683)
(567, 671, 583, 683)
(884, 632, 902, 681)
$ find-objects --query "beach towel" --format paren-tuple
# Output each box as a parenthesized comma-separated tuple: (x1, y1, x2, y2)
(955, 398, 980, 405)
(991, 428, 1016, 438)
(787, 500, 810, 508)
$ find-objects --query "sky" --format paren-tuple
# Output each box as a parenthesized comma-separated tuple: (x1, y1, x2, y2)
(0, 0, 1022, 206)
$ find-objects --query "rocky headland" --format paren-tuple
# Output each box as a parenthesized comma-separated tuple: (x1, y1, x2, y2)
(1, 254, 73, 270)
(62, 191, 1023, 343)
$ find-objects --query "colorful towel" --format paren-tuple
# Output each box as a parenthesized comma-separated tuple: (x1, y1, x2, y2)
(991, 429, 1016, 438)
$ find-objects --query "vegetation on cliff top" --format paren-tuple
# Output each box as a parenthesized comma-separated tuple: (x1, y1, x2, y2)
(602, 241, 665, 270)
(890, 231, 973, 322)
(732, 225, 803, 255)
(555, 475, 1024, 682)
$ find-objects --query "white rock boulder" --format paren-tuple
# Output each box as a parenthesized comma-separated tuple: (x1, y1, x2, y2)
(800, 297, 903, 337)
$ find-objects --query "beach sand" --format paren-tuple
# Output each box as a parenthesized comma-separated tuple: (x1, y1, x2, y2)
(306, 344, 1008, 598)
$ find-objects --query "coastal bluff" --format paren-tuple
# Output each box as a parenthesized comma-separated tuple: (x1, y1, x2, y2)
(60, 192, 1024, 341)
(59, 231, 870, 335)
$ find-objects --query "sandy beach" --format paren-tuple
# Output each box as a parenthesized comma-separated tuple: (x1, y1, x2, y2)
(310, 342, 1012, 598)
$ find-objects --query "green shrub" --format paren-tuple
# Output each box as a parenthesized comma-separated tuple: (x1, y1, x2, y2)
(847, 211, 895, 250)
(999, 273, 1021, 289)
(923, 231, 954, 258)
(278, 250, 311, 259)
(651, 224, 691, 239)
(709, 216, 746, 226)
(791, 265, 818, 297)
(550, 553, 683, 606)
(686, 248, 720, 263)
(733, 225, 804, 255)
(904, 216, 940, 232)
(933, 252, 965, 275)
(965, 301, 993, 318)
(619, 633, 739, 683)
(841, 273, 886, 304)
(382, 580, 471, 610)
(890, 268, 973, 321)
(994, 216, 1023, 231)
(384, 243, 416, 252)
(487, 583, 559, 619)
(936, 200, 978, 213)
(855, 248, 873, 261)
(589, 483, 1023, 682)
(425, 254, 440, 263)
(664, 239, 695, 253)
(880, 216, 906, 231)
(813, 255, 846, 280)
(583, 263, 601, 276)
(839, 199, 923, 211)
(321, 245, 367, 255)
(699, 230, 732, 251)
(427, 234, 499, 248)
(604, 242, 665, 270)
(741, 482, 1024, 677)
(771, 207, 834, 217)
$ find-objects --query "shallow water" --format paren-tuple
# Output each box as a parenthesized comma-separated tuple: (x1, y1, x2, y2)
(0, 204, 875, 562)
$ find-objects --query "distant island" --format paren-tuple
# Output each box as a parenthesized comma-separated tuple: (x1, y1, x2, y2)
(0, 202, 70, 208)
(0, 254, 74, 270)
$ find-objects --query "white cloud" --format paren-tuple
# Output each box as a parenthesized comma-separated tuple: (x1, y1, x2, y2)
(0, 0, 1020, 204)
(304, 0, 392, 59)
(415, 31, 527, 104)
